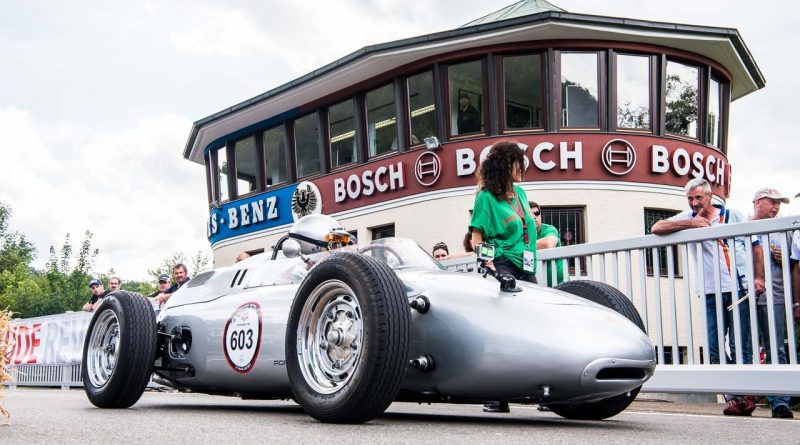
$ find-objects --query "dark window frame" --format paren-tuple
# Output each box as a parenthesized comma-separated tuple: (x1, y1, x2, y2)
(231, 135, 262, 200)
(262, 123, 290, 188)
(611, 51, 657, 134)
(555, 49, 606, 131)
(644, 208, 682, 277)
(497, 51, 548, 133)
(405, 69, 439, 150)
(370, 223, 395, 240)
(444, 57, 489, 140)
(664, 57, 702, 142)
(327, 97, 360, 171)
(292, 111, 323, 180)
(364, 81, 400, 160)
(540, 205, 587, 275)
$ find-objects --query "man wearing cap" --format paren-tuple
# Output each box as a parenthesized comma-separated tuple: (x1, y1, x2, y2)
(147, 273, 172, 301)
(82, 278, 109, 312)
(750, 187, 794, 419)
(652, 178, 753, 416)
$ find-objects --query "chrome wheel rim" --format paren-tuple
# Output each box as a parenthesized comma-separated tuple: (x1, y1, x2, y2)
(86, 310, 121, 388)
(297, 280, 364, 394)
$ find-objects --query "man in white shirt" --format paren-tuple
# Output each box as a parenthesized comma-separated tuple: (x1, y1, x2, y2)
(652, 178, 754, 416)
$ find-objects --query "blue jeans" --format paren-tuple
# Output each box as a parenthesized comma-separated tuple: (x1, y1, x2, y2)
(705, 292, 753, 364)
(757, 304, 791, 410)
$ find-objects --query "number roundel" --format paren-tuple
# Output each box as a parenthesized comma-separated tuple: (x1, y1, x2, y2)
(223, 302, 262, 373)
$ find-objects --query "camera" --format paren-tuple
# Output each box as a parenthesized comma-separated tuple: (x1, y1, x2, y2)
(475, 243, 495, 261)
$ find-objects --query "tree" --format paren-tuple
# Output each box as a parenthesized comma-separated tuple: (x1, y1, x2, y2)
(37, 231, 99, 315)
(0, 203, 40, 318)
(148, 250, 211, 283)
(665, 73, 698, 136)
(0, 203, 35, 274)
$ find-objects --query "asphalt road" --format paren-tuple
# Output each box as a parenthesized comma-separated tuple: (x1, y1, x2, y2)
(1, 389, 798, 444)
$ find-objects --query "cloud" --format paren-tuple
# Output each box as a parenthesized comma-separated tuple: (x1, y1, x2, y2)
(0, 106, 210, 281)
(169, 5, 273, 56)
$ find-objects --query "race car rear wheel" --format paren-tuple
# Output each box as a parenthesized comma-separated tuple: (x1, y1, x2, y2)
(82, 290, 157, 408)
(546, 280, 645, 420)
(287, 252, 411, 423)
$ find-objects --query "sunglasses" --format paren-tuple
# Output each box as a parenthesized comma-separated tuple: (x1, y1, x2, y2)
(532, 209, 541, 216)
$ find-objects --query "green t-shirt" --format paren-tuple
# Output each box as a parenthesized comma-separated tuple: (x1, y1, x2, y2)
(469, 186, 537, 274)
(539, 223, 565, 286)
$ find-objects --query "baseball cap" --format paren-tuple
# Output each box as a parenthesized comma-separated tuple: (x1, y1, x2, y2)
(88, 278, 101, 287)
(158, 273, 170, 283)
(752, 187, 790, 203)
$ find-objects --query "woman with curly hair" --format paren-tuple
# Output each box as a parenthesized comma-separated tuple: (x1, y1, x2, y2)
(469, 140, 538, 284)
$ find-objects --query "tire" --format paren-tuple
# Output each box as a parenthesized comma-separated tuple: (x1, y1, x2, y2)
(286, 252, 411, 423)
(546, 280, 645, 420)
(554, 280, 644, 331)
(82, 290, 157, 408)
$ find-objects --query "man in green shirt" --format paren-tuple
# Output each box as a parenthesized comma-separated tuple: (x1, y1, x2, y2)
(530, 201, 565, 286)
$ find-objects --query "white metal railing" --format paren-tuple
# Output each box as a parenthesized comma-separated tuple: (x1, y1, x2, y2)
(444, 215, 800, 396)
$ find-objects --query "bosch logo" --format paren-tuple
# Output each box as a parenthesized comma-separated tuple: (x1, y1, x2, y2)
(601, 139, 636, 176)
(414, 151, 441, 187)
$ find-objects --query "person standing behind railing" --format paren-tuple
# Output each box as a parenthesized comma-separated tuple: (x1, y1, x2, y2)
(651, 178, 754, 417)
(792, 194, 800, 327)
(750, 187, 794, 419)
(529, 201, 564, 286)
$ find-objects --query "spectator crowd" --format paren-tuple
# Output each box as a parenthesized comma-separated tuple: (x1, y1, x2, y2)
(82, 263, 191, 312)
(430, 140, 798, 418)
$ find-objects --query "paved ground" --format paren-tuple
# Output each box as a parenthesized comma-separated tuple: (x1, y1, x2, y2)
(1, 389, 797, 444)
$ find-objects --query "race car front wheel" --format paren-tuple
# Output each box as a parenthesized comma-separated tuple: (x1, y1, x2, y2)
(82, 290, 157, 408)
(286, 252, 411, 423)
(546, 280, 645, 420)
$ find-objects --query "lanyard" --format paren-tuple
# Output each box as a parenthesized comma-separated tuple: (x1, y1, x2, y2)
(507, 196, 529, 245)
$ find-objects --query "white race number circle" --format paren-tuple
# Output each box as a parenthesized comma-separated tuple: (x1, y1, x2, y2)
(223, 302, 262, 373)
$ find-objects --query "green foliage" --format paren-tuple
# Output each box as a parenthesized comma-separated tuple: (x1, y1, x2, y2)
(665, 73, 698, 136)
(0, 203, 36, 274)
(0, 202, 102, 318)
(120, 280, 157, 297)
(147, 250, 210, 283)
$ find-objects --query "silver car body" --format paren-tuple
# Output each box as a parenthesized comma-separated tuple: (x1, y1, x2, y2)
(155, 238, 655, 404)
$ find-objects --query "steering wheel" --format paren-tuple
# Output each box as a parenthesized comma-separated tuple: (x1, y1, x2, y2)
(357, 244, 405, 267)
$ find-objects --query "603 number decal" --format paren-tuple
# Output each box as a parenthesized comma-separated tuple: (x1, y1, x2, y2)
(223, 302, 262, 373)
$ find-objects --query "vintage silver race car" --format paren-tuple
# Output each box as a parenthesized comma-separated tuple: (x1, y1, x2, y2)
(82, 237, 655, 423)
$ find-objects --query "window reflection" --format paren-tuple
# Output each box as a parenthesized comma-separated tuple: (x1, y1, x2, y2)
(329, 99, 357, 167)
(407, 71, 436, 146)
(561, 53, 598, 128)
(504, 54, 543, 130)
(366, 84, 397, 157)
(263, 126, 287, 186)
(234, 137, 257, 195)
(295, 113, 320, 177)
(217, 148, 229, 202)
(707, 78, 721, 147)
(449, 60, 483, 136)
(616, 54, 651, 130)
(666, 61, 699, 138)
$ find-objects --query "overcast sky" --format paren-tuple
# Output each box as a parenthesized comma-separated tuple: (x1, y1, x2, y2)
(1, 0, 797, 281)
